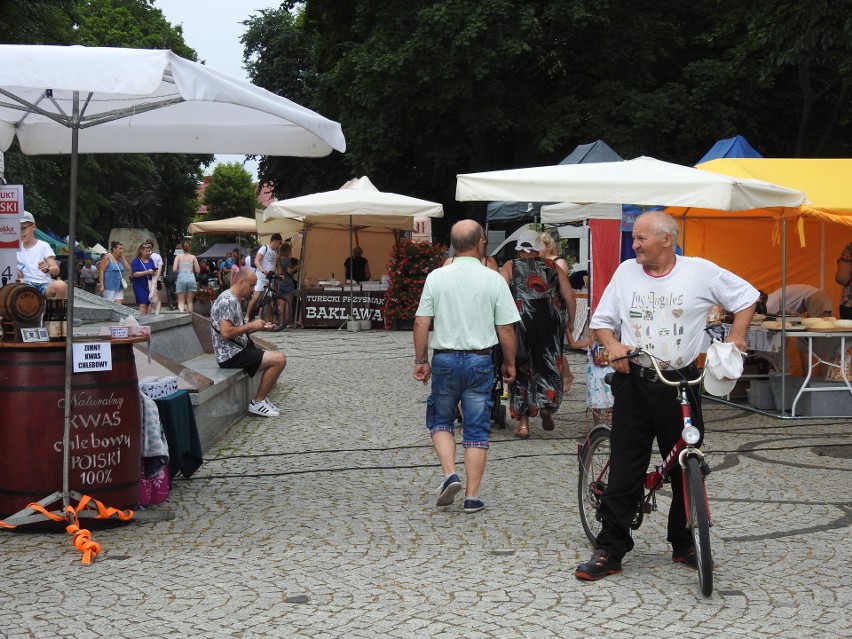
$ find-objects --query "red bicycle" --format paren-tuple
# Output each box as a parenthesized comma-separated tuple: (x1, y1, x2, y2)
(577, 348, 714, 596)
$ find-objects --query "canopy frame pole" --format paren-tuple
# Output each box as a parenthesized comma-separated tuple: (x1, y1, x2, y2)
(778, 220, 788, 415)
(60, 92, 82, 510)
(294, 226, 309, 325)
(346, 215, 354, 329)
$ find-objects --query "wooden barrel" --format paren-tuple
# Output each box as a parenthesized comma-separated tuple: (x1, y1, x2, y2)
(0, 341, 141, 518)
(0, 282, 44, 322)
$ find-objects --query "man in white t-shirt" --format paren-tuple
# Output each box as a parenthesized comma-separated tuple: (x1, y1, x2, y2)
(575, 210, 757, 582)
(244, 234, 283, 322)
(16, 211, 67, 298)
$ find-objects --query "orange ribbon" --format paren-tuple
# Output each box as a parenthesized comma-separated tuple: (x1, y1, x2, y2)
(0, 495, 133, 565)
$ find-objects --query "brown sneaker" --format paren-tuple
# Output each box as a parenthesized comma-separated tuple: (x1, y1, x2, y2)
(575, 549, 623, 581)
(672, 547, 698, 570)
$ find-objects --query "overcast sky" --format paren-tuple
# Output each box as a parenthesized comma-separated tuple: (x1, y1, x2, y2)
(155, 0, 281, 180)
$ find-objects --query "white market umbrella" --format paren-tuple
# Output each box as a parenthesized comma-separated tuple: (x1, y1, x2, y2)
(0, 44, 345, 524)
(457, 156, 808, 211)
(264, 176, 443, 326)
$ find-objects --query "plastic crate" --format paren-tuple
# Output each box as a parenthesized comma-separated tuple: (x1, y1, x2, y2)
(797, 382, 852, 417)
(748, 379, 775, 410)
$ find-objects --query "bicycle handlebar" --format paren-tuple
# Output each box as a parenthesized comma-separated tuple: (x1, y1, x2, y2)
(608, 348, 706, 387)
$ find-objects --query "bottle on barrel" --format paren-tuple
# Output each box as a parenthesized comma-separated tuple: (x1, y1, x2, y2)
(59, 298, 68, 338)
(43, 297, 63, 341)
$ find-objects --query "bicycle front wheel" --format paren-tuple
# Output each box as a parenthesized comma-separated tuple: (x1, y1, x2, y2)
(259, 297, 275, 325)
(577, 425, 611, 546)
(684, 455, 713, 597)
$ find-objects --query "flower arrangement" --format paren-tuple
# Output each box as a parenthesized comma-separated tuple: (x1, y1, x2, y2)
(194, 285, 216, 304)
(383, 240, 446, 328)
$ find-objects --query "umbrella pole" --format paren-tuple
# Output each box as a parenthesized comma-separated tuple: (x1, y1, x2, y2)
(294, 226, 308, 325)
(2, 94, 81, 526)
(347, 216, 354, 329)
(61, 95, 81, 511)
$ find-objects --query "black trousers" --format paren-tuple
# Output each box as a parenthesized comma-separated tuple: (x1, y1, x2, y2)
(595, 369, 704, 559)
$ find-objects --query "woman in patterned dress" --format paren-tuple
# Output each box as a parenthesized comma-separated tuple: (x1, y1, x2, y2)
(500, 230, 577, 438)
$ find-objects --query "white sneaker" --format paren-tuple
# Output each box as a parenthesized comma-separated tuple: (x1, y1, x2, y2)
(248, 400, 279, 417)
(262, 398, 280, 412)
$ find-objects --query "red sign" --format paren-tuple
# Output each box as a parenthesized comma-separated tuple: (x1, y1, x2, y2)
(0, 185, 23, 287)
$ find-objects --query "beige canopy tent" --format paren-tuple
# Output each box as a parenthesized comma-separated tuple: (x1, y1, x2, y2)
(188, 215, 258, 235)
(264, 176, 443, 286)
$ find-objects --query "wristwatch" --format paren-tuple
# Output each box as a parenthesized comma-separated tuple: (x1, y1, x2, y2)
(414, 359, 429, 365)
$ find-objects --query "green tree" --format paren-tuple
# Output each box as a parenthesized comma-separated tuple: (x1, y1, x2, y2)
(201, 162, 260, 220)
(242, 6, 349, 197)
(709, 0, 852, 157)
(0, 0, 77, 44)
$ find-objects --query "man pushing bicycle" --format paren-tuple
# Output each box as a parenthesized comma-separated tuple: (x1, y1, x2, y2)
(575, 210, 757, 581)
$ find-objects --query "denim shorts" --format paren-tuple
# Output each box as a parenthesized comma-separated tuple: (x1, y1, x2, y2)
(426, 352, 494, 448)
(25, 281, 49, 295)
(176, 276, 197, 293)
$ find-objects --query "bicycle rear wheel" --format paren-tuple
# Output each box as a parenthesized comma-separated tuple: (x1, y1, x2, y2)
(684, 455, 713, 596)
(577, 425, 611, 546)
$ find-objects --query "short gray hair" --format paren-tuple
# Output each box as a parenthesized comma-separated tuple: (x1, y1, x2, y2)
(640, 210, 679, 246)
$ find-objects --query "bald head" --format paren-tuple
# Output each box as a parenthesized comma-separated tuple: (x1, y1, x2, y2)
(450, 220, 485, 254)
(231, 266, 257, 299)
(232, 268, 252, 284)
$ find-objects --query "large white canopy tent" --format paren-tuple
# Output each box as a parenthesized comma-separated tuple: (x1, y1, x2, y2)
(456, 156, 808, 211)
(0, 44, 345, 524)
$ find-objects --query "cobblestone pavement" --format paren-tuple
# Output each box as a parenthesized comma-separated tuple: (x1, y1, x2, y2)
(1, 329, 850, 638)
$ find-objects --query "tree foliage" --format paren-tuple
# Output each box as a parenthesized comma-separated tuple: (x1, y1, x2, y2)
(201, 163, 260, 220)
(245, 0, 852, 240)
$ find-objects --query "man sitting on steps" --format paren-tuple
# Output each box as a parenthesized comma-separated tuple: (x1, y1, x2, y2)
(210, 268, 287, 417)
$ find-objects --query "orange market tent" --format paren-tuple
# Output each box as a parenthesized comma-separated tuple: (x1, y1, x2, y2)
(670, 158, 852, 307)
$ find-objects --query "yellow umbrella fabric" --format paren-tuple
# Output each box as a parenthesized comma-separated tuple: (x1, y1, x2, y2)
(698, 158, 852, 226)
(667, 158, 852, 305)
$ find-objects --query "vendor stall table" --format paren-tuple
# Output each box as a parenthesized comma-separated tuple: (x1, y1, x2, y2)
(729, 325, 852, 418)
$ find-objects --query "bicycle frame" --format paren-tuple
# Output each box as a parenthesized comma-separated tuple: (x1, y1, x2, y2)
(252, 273, 281, 322)
(625, 350, 708, 504)
(645, 375, 709, 519)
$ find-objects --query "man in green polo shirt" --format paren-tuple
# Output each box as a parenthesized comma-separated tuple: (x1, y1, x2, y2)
(413, 220, 520, 513)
